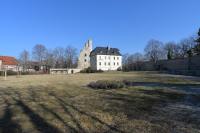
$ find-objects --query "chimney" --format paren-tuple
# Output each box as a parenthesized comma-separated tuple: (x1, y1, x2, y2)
(107, 45, 110, 50)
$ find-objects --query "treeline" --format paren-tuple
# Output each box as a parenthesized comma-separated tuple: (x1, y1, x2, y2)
(19, 44, 78, 71)
(123, 28, 200, 71)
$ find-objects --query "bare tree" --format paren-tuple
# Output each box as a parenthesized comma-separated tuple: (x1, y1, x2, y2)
(45, 49, 55, 68)
(122, 53, 129, 65)
(122, 53, 130, 71)
(65, 46, 77, 68)
(32, 44, 47, 67)
(53, 47, 65, 68)
(132, 53, 144, 62)
(164, 42, 177, 60)
(144, 39, 164, 63)
(122, 53, 144, 71)
(178, 37, 195, 58)
(19, 50, 30, 71)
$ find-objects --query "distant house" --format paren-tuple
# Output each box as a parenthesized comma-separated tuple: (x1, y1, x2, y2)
(90, 47, 122, 71)
(0, 56, 19, 71)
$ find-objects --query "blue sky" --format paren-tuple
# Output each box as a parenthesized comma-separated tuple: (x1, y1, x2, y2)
(0, 0, 199, 57)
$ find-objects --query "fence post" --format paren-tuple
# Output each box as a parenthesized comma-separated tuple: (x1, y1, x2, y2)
(4, 70, 7, 80)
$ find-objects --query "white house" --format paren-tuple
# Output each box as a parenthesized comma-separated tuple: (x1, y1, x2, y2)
(90, 47, 122, 71)
(0, 56, 19, 71)
(50, 40, 122, 74)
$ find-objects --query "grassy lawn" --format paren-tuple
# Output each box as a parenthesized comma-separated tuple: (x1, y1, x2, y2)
(0, 72, 200, 133)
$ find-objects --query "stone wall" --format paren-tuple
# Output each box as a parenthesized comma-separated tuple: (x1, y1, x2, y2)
(50, 68, 81, 74)
(140, 55, 200, 76)
(78, 39, 92, 70)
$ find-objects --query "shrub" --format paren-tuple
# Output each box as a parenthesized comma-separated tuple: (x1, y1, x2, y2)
(7, 70, 18, 75)
(0, 70, 48, 76)
(80, 67, 103, 73)
(88, 80, 125, 89)
(123, 80, 135, 86)
(117, 67, 122, 71)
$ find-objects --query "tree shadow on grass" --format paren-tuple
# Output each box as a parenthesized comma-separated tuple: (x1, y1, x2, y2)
(0, 98, 22, 133)
(14, 98, 63, 133)
(39, 104, 78, 133)
(102, 85, 200, 131)
(102, 90, 165, 119)
(49, 93, 125, 133)
(1, 90, 64, 133)
(28, 88, 79, 133)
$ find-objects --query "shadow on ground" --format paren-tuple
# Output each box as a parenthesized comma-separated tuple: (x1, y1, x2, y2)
(0, 80, 200, 133)
(0, 87, 127, 133)
(101, 81, 200, 132)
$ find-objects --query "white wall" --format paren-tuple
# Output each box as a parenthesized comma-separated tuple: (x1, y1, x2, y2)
(3, 65, 19, 71)
(91, 55, 122, 71)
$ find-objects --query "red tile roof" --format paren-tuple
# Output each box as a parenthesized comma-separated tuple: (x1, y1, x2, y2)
(0, 56, 18, 65)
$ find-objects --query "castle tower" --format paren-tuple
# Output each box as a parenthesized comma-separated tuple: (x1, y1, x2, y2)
(78, 39, 93, 69)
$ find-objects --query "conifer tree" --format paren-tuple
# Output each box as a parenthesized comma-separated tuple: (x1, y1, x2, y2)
(194, 28, 200, 55)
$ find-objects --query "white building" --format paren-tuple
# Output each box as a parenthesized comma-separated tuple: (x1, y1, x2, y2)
(90, 47, 122, 71)
(0, 56, 20, 71)
(50, 39, 122, 74)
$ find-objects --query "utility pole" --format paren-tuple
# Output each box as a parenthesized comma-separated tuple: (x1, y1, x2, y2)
(4, 70, 7, 80)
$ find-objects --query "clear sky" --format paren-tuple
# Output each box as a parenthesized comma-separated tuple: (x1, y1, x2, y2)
(0, 0, 199, 57)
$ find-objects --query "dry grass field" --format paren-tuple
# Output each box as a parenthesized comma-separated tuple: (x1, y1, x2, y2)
(0, 72, 200, 133)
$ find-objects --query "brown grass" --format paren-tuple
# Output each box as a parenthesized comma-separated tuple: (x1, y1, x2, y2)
(0, 72, 200, 133)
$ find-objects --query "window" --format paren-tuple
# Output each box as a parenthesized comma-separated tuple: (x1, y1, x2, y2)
(108, 56, 110, 60)
(108, 62, 110, 65)
(99, 56, 101, 59)
(117, 57, 119, 60)
(85, 53, 87, 57)
(105, 56, 106, 59)
(117, 62, 119, 65)
(114, 57, 115, 60)
(114, 62, 115, 66)
(99, 62, 101, 65)
(84, 59, 87, 62)
(104, 62, 106, 66)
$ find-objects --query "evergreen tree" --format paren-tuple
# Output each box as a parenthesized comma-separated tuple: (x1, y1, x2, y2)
(194, 29, 200, 55)
(167, 49, 173, 60)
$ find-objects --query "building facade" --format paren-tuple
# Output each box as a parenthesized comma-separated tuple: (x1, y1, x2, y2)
(50, 39, 122, 74)
(78, 39, 93, 70)
(90, 47, 122, 71)
(0, 56, 19, 71)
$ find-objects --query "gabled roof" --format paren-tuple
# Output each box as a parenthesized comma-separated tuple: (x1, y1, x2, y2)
(0, 56, 18, 65)
(90, 47, 121, 56)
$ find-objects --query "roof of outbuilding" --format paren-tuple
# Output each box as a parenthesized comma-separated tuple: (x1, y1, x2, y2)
(90, 47, 121, 56)
(0, 56, 18, 65)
